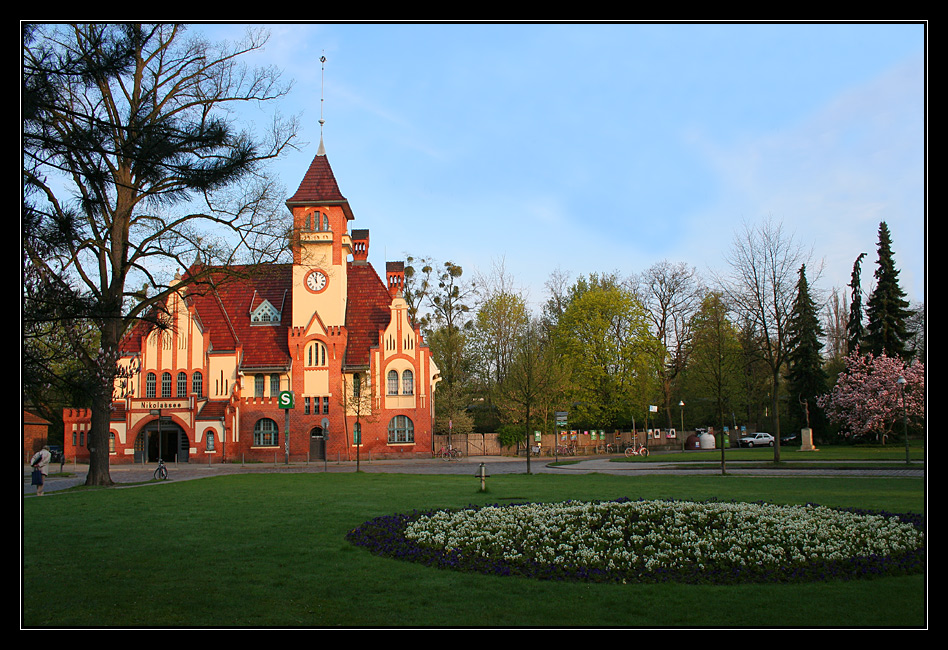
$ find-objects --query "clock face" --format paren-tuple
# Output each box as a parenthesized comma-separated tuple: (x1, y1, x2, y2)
(306, 270, 327, 292)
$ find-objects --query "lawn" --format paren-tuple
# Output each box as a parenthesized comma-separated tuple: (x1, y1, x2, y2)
(21, 471, 925, 628)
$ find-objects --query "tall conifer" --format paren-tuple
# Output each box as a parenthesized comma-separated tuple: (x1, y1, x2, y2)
(847, 252, 866, 354)
(864, 222, 912, 359)
(786, 265, 828, 438)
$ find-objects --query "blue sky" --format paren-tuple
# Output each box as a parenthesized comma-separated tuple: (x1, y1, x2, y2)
(198, 22, 926, 311)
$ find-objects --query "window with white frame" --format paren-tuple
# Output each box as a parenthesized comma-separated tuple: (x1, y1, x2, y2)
(253, 418, 279, 446)
(388, 415, 414, 444)
(387, 369, 399, 395)
(402, 369, 414, 395)
(146, 372, 156, 398)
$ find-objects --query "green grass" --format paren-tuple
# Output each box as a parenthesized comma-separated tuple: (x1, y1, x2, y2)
(22, 471, 925, 628)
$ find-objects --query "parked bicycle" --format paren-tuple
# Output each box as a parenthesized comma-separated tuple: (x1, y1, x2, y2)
(439, 445, 463, 461)
(624, 443, 649, 458)
(555, 444, 575, 456)
(154, 458, 169, 480)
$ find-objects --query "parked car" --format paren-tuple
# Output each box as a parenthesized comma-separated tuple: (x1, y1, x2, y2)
(780, 433, 799, 445)
(738, 432, 774, 447)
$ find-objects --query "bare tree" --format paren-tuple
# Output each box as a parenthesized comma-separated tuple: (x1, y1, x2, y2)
(635, 260, 705, 428)
(495, 318, 569, 474)
(823, 286, 850, 366)
(23, 24, 299, 485)
(339, 372, 378, 471)
(470, 257, 530, 393)
(717, 218, 814, 462)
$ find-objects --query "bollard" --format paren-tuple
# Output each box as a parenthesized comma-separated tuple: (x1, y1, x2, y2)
(474, 462, 490, 492)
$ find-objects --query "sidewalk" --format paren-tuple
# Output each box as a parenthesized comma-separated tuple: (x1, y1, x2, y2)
(22, 455, 528, 495)
(24, 454, 924, 496)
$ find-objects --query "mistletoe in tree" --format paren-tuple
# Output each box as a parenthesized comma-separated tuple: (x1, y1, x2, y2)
(817, 350, 924, 441)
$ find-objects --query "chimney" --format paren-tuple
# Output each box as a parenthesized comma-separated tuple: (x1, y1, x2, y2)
(351, 229, 369, 262)
(386, 261, 405, 298)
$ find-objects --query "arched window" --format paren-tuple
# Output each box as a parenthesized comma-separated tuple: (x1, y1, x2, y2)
(387, 370, 399, 395)
(161, 372, 172, 397)
(270, 374, 281, 396)
(177, 372, 188, 397)
(307, 341, 327, 367)
(253, 418, 279, 446)
(192, 371, 203, 397)
(388, 415, 414, 444)
(254, 374, 265, 397)
(401, 369, 414, 395)
(146, 372, 157, 398)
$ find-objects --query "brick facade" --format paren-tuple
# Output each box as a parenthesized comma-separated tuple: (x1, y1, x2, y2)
(64, 148, 439, 465)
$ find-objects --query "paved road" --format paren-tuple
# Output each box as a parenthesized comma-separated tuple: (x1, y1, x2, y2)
(23, 454, 924, 496)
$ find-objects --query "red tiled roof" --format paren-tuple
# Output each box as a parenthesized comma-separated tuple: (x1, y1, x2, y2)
(121, 261, 395, 372)
(285, 153, 353, 220)
(344, 263, 392, 368)
(185, 265, 294, 369)
(197, 400, 229, 420)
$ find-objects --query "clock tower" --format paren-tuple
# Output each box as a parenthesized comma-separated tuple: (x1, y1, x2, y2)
(286, 146, 354, 329)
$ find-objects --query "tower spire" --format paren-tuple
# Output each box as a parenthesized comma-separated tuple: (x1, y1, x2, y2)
(317, 53, 327, 156)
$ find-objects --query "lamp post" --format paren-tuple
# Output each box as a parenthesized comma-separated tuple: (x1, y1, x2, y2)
(896, 376, 910, 465)
(679, 401, 685, 436)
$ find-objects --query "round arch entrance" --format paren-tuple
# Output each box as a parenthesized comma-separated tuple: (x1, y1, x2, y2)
(134, 418, 190, 463)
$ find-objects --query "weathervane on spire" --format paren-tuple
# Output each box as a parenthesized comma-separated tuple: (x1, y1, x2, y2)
(317, 53, 327, 156)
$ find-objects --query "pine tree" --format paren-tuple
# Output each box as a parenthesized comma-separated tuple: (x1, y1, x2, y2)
(864, 222, 912, 359)
(786, 265, 828, 439)
(847, 252, 867, 355)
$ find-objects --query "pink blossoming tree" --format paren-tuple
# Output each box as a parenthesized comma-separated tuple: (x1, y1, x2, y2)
(817, 350, 924, 441)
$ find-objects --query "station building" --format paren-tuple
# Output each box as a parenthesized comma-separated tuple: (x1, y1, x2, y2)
(63, 146, 439, 464)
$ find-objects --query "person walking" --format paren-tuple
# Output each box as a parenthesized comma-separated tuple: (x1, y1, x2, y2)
(30, 445, 52, 496)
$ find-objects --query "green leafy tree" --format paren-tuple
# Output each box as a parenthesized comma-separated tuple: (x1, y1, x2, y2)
(785, 265, 829, 441)
(686, 292, 743, 471)
(23, 24, 298, 485)
(554, 274, 659, 430)
(864, 222, 912, 359)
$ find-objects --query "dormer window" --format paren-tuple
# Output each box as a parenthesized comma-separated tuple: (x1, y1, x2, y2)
(251, 300, 281, 325)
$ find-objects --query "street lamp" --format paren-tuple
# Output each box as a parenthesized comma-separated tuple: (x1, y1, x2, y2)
(896, 376, 910, 464)
(679, 401, 685, 435)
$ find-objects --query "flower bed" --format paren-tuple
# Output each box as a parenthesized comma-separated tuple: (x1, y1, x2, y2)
(345, 498, 924, 584)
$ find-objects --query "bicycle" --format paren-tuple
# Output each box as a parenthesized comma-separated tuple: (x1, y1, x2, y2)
(624, 444, 649, 458)
(555, 444, 575, 456)
(440, 446, 463, 461)
(154, 458, 169, 480)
